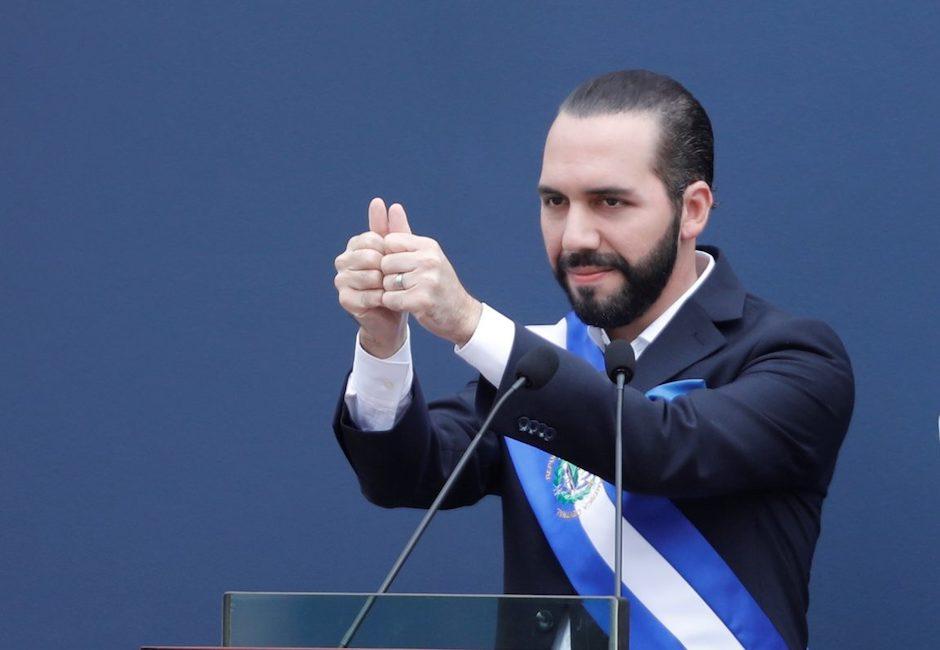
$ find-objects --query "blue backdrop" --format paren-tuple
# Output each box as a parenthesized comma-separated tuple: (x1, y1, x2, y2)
(2, 2, 937, 648)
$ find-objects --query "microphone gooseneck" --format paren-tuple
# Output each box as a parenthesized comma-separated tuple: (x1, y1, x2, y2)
(604, 338, 636, 647)
(338, 345, 561, 648)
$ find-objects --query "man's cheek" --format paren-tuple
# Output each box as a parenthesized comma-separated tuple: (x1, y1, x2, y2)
(544, 246, 561, 271)
(540, 223, 562, 263)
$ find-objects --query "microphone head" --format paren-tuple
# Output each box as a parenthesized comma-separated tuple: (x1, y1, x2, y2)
(514, 346, 560, 389)
(604, 339, 636, 384)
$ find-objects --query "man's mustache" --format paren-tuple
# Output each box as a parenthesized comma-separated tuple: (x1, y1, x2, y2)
(558, 251, 631, 274)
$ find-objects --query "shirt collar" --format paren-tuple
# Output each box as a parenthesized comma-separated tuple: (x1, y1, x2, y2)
(586, 250, 716, 359)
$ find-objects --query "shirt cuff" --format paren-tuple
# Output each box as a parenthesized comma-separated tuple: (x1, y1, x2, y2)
(344, 327, 414, 430)
(454, 303, 515, 388)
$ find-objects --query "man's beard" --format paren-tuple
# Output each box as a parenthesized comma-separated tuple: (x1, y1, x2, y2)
(554, 214, 680, 330)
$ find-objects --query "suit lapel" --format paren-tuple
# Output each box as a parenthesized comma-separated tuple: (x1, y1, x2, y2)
(631, 300, 726, 391)
(630, 246, 746, 391)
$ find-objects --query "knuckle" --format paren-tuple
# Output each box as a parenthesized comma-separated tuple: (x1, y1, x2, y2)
(350, 250, 373, 270)
(349, 232, 382, 253)
(345, 272, 363, 289)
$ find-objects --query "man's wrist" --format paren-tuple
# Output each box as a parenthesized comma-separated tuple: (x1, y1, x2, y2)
(454, 303, 515, 388)
(359, 328, 407, 359)
(359, 319, 408, 359)
(453, 298, 484, 348)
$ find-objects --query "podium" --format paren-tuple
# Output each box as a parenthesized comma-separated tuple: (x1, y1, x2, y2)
(143, 592, 628, 649)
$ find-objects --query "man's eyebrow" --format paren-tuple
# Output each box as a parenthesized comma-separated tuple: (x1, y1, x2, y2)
(537, 185, 638, 197)
(584, 186, 638, 197)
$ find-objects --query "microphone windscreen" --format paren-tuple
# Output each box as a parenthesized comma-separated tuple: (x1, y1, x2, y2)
(604, 339, 636, 383)
(515, 346, 560, 389)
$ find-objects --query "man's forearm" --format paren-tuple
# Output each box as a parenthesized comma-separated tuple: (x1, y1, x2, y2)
(344, 327, 414, 431)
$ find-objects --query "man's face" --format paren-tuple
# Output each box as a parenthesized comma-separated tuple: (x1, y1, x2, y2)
(538, 111, 680, 329)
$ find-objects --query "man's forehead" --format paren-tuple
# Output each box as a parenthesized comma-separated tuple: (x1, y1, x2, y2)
(540, 111, 660, 185)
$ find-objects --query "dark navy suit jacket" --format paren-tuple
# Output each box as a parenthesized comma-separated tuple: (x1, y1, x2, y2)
(333, 247, 854, 649)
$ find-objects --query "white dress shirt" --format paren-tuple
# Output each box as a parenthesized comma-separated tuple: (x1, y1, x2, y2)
(344, 251, 715, 430)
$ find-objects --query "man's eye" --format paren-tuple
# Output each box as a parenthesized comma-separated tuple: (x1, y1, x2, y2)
(602, 197, 624, 207)
(543, 196, 565, 207)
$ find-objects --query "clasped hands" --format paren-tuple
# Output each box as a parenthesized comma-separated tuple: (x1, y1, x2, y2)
(334, 197, 483, 359)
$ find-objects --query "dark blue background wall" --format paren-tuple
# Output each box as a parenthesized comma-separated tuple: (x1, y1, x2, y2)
(2, 2, 937, 647)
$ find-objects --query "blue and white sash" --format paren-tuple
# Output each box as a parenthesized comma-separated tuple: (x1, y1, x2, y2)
(504, 312, 786, 649)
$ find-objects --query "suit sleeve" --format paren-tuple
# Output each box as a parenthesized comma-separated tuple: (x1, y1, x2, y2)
(333, 372, 503, 509)
(490, 320, 854, 498)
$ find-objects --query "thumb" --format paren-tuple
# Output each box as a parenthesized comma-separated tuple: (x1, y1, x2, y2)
(368, 197, 389, 236)
(387, 203, 412, 235)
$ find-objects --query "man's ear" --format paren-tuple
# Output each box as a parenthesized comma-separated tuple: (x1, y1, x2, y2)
(679, 181, 714, 241)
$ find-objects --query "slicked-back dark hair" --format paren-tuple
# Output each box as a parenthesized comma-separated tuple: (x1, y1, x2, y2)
(559, 70, 714, 213)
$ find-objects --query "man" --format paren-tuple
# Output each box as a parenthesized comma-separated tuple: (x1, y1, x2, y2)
(332, 70, 854, 649)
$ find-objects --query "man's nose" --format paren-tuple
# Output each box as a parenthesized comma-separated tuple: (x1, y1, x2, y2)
(561, 205, 601, 251)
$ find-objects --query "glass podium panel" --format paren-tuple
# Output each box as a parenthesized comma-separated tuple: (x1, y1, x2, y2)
(223, 592, 628, 649)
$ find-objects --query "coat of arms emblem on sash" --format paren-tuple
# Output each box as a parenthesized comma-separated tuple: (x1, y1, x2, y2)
(545, 455, 601, 519)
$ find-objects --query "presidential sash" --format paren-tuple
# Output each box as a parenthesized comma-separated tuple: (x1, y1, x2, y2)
(504, 312, 786, 649)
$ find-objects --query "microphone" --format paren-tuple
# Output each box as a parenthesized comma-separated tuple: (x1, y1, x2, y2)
(516, 343, 560, 389)
(604, 339, 635, 627)
(605, 339, 635, 384)
(339, 345, 561, 648)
